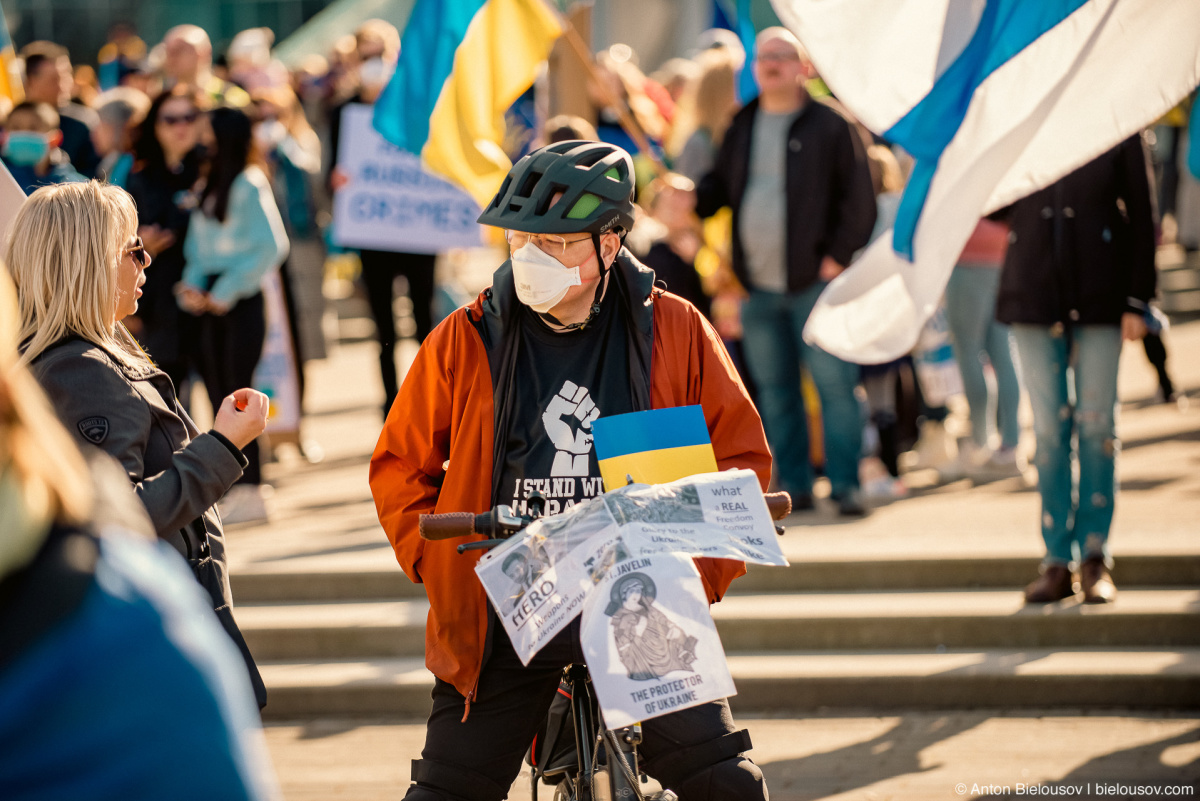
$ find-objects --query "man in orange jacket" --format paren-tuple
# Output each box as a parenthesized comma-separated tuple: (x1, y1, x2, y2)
(370, 141, 771, 801)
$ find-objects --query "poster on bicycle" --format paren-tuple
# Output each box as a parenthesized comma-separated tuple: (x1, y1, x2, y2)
(475, 499, 620, 665)
(580, 552, 737, 729)
(475, 470, 787, 667)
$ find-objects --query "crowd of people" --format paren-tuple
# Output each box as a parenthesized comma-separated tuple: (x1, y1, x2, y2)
(0, 16, 1189, 595)
(0, 13, 1193, 798)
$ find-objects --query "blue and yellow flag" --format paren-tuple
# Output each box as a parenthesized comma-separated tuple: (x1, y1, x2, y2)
(372, 0, 562, 207)
(592, 406, 719, 492)
(0, 7, 23, 104)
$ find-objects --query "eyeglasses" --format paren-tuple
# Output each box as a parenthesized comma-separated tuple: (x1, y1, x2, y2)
(125, 237, 150, 267)
(160, 111, 199, 126)
(505, 230, 593, 258)
(756, 51, 802, 64)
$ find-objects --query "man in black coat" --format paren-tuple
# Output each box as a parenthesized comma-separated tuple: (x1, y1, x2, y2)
(997, 134, 1157, 605)
(690, 27, 877, 515)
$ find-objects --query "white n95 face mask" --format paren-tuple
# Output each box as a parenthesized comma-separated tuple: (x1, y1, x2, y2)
(510, 241, 583, 313)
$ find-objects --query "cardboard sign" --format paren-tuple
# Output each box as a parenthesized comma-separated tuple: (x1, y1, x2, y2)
(331, 104, 482, 254)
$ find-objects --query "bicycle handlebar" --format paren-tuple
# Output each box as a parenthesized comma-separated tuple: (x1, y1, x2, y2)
(763, 491, 791, 520)
(419, 490, 793, 542)
(418, 511, 478, 541)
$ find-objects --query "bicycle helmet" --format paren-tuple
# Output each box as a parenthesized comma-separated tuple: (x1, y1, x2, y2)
(477, 140, 636, 235)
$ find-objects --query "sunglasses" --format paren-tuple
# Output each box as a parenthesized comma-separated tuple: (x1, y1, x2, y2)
(160, 111, 199, 126)
(125, 236, 150, 267)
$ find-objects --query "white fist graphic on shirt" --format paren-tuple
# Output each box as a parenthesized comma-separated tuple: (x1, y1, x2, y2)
(543, 380, 600, 476)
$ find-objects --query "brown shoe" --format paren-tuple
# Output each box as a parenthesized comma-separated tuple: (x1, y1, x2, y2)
(1080, 557, 1117, 604)
(1024, 565, 1077, 603)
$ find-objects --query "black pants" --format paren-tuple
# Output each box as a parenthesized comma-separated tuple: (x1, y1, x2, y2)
(1142, 332, 1174, 398)
(360, 249, 436, 410)
(192, 293, 265, 485)
(406, 618, 767, 801)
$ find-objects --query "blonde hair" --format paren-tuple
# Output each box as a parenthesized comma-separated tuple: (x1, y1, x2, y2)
(867, 144, 904, 196)
(668, 50, 738, 157)
(0, 267, 92, 536)
(8, 181, 145, 368)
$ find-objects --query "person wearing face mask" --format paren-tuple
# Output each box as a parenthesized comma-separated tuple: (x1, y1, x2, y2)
(1, 102, 85, 194)
(10, 180, 271, 708)
(369, 141, 771, 801)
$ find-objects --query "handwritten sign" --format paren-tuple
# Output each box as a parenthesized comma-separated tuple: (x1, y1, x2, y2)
(331, 104, 482, 254)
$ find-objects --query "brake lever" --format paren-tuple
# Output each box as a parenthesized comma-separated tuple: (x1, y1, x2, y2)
(457, 538, 509, 554)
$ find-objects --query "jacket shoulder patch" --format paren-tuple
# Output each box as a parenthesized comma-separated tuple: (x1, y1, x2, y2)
(78, 416, 109, 445)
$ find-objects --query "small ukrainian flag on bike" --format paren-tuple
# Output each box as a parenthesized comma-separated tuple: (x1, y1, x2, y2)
(592, 406, 718, 491)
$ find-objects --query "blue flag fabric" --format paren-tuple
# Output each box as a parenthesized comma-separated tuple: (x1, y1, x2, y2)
(373, 0, 487, 153)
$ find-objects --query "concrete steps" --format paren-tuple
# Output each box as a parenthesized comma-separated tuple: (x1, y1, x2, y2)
(235, 549, 1200, 718)
(1157, 245, 1200, 313)
(230, 553, 1200, 602)
(254, 649, 1200, 719)
(238, 589, 1200, 661)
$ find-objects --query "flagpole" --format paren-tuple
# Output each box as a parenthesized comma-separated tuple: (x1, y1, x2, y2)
(551, 9, 668, 177)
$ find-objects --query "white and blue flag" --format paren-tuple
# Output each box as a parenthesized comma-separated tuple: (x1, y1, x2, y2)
(770, 0, 1200, 363)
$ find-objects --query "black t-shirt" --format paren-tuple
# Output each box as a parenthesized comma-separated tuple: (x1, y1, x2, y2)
(498, 291, 633, 517)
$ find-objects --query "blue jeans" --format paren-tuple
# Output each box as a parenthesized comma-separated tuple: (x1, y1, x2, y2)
(741, 285, 862, 498)
(944, 266, 1021, 448)
(1012, 324, 1121, 566)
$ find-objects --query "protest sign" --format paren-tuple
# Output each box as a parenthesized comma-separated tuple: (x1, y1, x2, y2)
(581, 552, 736, 729)
(475, 498, 618, 665)
(252, 270, 301, 435)
(331, 104, 482, 254)
(475, 469, 786, 666)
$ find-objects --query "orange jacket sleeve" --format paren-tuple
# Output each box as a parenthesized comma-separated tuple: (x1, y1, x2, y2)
(369, 317, 460, 584)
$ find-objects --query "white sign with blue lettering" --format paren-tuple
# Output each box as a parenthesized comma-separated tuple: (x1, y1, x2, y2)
(332, 104, 482, 253)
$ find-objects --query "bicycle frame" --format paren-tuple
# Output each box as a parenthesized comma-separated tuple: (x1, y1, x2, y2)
(420, 486, 790, 800)
(532, 662, 647, 801)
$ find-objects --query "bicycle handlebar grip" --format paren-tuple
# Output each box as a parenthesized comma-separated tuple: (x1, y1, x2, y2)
(419, 512, 476, 541)
(764, 492, 792, 520)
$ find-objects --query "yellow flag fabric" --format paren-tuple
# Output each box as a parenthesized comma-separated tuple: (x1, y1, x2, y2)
(423, 0, 562, 208)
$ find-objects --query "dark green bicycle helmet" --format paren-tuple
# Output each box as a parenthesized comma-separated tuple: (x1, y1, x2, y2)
(477, 140, 636, 235)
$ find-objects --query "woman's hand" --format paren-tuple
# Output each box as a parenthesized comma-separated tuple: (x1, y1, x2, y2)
(213, 388, 270, 450)
(138, 224, 176, 256)
(205, 297, 232, 316)
(1121, 312, 1148, 341)
(175, 284, 209, 314)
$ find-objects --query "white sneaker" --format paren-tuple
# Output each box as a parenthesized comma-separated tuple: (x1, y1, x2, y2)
(218, 484, 269, 526)
(903, 420, 958, 472)
(968, 445, 1025, 481)
(860, 457, 909, 502)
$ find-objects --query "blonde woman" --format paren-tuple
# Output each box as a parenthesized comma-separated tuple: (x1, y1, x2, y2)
(668, 50, 739, 183)
(9, 180, 270, 707)
(0, 268, 280, 800)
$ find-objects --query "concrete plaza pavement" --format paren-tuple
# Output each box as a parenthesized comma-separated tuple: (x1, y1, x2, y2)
(228, 315, 1200, 800)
